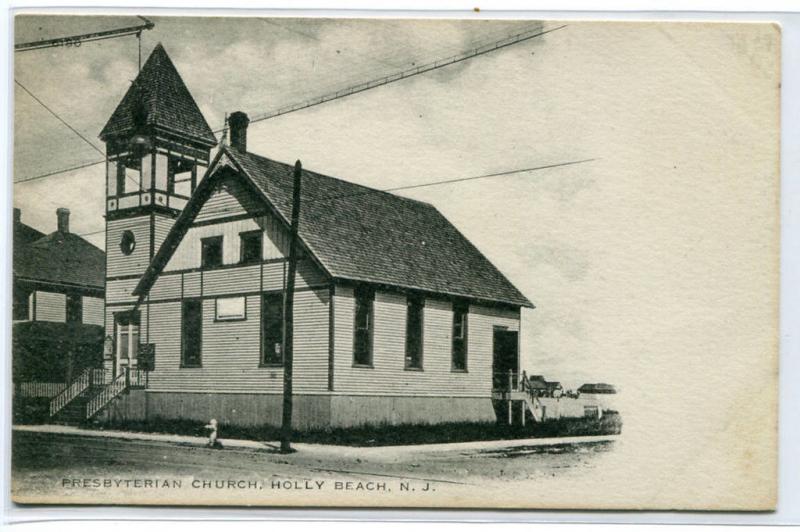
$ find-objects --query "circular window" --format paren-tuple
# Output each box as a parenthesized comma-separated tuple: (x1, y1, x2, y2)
(120, 230, 136, 255)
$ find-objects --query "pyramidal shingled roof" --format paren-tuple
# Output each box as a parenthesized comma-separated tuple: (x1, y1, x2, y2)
(99, 43, 216, 145)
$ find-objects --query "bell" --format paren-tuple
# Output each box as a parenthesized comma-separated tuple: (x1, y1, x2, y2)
(128, 133, 151, 156)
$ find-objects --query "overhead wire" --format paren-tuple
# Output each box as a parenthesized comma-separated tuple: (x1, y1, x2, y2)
(72, 157, 595, 240)
(16, 23, 562, 184)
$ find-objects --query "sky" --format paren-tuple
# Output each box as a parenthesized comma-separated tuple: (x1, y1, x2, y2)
(13, 14, 779, 412)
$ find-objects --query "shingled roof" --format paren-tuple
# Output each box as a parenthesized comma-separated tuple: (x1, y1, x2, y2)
(578, 383, 617, 394)
(99, 43, 216, 146)
(135, 146, 533, 308)
(14, 231, 105, 291)
(13, 211, 44, 248)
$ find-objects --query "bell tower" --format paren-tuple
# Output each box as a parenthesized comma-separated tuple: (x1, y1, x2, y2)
(100, 43, 216, 376)
(100, 43, 216, 281)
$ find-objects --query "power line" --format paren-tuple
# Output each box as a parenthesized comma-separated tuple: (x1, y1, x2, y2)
(15, 24, 566, 184)
(14, 159, 106, 184)
(71, 158, 595, 240)
(212, 23, 566, 134)
(15, 80, 105, 156)
(308, 158, 595, 204)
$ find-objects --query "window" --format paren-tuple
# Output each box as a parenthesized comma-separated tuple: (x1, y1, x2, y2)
(215, 296, 246, 321)
(168, 156, 195, 196)
(181, 300, 202, 367)
(201, 236, 223, 269)
(240, 231, 262, 264)
(66, 294, 82, 324)
(353, 285, 374, 366)
(116, 312, 140, 361)
(262, 292, 284, 365)
(116, 156, 142, 194)
(405, 294, 424, 370)
(452, 302, 468, 371)
(120, 230, 136, 255)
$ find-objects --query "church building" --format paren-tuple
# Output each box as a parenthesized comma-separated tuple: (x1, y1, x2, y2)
(67, 44, 534, 428)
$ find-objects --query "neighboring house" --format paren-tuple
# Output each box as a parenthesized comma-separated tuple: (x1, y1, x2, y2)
(526, 374, 550, 397)
(578, 383, 617, 395)
(545, 380, 563, 398)
(578, 383, 617, 412)
(94, 44, 533, 429)
(12, 207, 105, 398)
(524, 374, 563, 398)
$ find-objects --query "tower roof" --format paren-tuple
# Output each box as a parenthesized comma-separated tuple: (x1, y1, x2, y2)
(100, 43, 216, 146)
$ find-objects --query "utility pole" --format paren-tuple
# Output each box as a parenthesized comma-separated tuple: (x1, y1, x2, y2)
(280, 160, 302, 453)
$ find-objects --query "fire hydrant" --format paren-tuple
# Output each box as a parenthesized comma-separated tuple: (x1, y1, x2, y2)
(204, 418, 223, 449)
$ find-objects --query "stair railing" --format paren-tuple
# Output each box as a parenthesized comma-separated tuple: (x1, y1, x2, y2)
(90, 368, 107, 386)
(49, 368, 91, 417)
(85, 368, 130, 420)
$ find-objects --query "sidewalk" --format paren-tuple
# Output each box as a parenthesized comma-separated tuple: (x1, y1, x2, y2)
(13, 423, 619, 457)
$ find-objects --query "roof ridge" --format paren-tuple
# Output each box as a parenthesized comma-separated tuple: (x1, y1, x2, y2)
(233, 148, 435, 208)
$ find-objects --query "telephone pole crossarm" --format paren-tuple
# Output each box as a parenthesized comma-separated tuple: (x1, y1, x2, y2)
(15, 17, 155, 52)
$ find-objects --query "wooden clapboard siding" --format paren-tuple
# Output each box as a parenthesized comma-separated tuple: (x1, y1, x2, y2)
(144, 301, 181, 376)
(140, 303, 151, 344)
(332, 285, 355, 391)
(152, 215, 174, 254)
(183, 271, 201, 297)
(104, 306, 116, 338)
(194, 176, 263, 223)
(150, 274, 182, 300)
(296, 259, 327, 289)
(82, 296, 104, 326)
(165, 216, 289, 272)
(292, 289, 331, 392)
(144, 259, 324, 303)
(203, 265, 261, 296)
(467, 303, 520, 382)
(34, 291, 66, 322)
(164, 173, 289, 272)
(145, 288, 329, 394)
(106, 216, 152, 278)
(331, 286, 520, 398)
(106, 278, 139, 304)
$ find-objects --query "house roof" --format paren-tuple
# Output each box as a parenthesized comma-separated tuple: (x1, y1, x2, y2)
(578, 383, 617, 394)
(99, 43, 216, 146)
(527, 375, 549, 389)
(14, 231, 105, 290)
(134, 146, 533, 308)
(14, 220, 45, 248)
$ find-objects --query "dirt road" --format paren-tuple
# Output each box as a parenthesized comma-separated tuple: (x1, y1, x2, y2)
(12, 429, 618, 507)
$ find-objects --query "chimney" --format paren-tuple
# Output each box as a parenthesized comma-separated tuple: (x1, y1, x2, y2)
(56, 208, 70, 234)
(13, 208, 20, 226)
(228, 111, 250, 152)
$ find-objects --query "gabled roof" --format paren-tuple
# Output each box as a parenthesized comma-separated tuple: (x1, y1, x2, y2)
(14, 231, 105, 290)
(99, 43, 216, 146)
(134, 146, 533, 308)
(14, 220, 44, 248)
